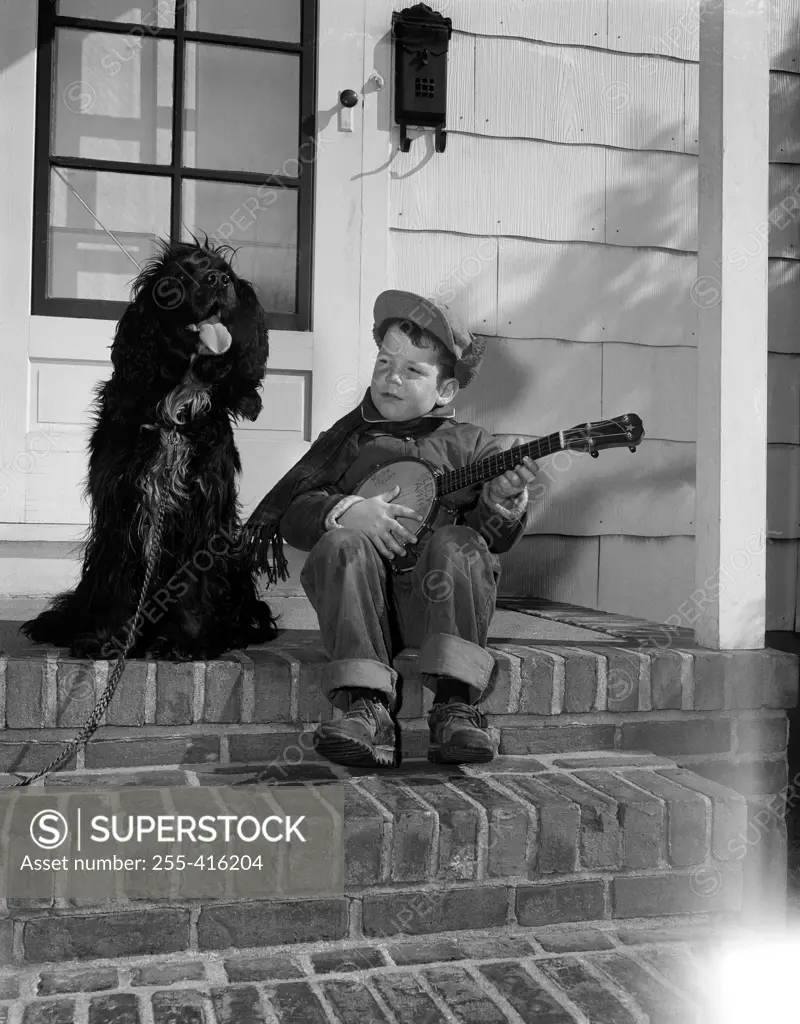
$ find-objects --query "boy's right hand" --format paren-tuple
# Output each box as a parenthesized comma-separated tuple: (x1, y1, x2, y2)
(338, 485, 423, 560)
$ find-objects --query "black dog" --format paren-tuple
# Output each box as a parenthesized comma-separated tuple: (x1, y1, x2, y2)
(22, 238, 279, 660)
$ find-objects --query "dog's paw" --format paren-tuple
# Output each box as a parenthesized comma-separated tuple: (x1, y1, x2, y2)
(149, 642, 188, 661)
(236, 394, 262, 421)
(148, 636, 208, 661)
(70, 634, 112, 661)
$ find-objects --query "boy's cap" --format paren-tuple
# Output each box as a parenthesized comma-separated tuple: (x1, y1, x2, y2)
(373, 289, 485, 387)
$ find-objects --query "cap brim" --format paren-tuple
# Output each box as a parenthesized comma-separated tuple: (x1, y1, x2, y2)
(372, 290, 455, 352)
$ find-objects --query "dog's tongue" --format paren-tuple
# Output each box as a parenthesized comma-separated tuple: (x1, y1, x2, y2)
(196, 316, 231, 354)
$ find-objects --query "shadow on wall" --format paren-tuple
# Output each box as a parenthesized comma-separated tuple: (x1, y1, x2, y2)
(0, 3, 36, 80)
(446, 106, 698, 609)
(442, 14, 800, 619)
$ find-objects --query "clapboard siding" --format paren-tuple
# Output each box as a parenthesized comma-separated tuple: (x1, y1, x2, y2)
(768, 352, 800, 444)
(390, 0, 609, 47)
(452, 337, 603, 437)
(684, 62, 699, 153)
(392, 134, 697, 251)
(387, 231, 500, 335)
(602, 344, 696, 442)
(390, 229, 699, 349)
(394, 138, 800, 256)
(401, 0, 800, 69)
(769, 258, 800, 353)
(474, 37, 686, 152)
(770, 0, 800, 72)
(498, 535, 601, 607)
(598, 535, 694, 623)
(387, 0, 800, 624)
(768, 444, 800, 539)
(769, 72, 800, 162)
(769, 164, 800, 259)
(526, 439, 694, 537)
(768, 0, 800, 632)
(597, 536, 796, 629)
(392, 134, 606, 242)
(609, 0, 800, 67)
(795, 543, 800, 631)
(768, 539, 799, 630)
(607, 0, 697, 60)
(495, 236, 698, 345)
(605, 148, 697, 249)
(446, 31, 476, 134)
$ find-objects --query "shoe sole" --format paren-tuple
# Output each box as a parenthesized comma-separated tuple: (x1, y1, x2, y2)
(314, 731, 396, 768)
(427, 745, 495, 765)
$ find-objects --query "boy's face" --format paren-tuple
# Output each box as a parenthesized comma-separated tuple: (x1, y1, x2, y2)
(370, 323, 458, 421)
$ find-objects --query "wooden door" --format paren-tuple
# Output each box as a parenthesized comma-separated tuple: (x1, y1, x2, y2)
(0, 0, 387, 542)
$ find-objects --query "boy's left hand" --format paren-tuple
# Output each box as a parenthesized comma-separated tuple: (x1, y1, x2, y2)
(487, 454, 539, 506)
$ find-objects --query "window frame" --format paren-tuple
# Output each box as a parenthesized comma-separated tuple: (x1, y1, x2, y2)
(32, 0, 317, 331)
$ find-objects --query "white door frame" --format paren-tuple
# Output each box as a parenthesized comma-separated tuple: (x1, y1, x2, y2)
(312, 0, 392, 433)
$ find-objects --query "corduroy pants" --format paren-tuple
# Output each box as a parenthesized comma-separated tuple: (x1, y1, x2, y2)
(300, 524, 499, 712)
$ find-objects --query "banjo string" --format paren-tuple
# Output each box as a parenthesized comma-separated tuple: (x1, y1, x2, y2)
(442, 424, 631, 491)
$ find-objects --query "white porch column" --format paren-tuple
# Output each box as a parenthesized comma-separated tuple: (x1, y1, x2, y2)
(694, 0, 770, 650)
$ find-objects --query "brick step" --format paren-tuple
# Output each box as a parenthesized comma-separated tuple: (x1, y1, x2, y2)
(2, 757, 748, 966)
(4, 639, 796, 728)
(1, 918, 728, 1024)
(0, 639, 795, 786)
(0, 716, 792, 795)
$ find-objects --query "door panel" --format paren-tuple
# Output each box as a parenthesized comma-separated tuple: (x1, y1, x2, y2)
(0, 0, 386, 536)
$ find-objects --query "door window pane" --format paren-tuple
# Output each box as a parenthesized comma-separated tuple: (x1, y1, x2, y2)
(53, 29, 173, 164)
(183, 43, 299, 175)
(186, 0, 301, 42)
(49, 168, 170, 301)
(182, 180, 297, 313)
(37, 0, 313, 325)
(57, 1, 176, 27)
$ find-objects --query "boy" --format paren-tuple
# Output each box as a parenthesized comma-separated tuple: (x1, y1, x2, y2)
(246, 290, 538, 768)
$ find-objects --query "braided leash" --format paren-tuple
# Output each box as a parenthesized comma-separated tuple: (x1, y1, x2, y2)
(12, 466, 171, 788)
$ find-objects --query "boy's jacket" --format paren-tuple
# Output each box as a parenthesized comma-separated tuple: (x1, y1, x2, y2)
(279, 393, 528, 560)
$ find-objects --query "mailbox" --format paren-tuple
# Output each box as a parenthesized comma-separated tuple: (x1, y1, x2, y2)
(392, 3, 453, 152)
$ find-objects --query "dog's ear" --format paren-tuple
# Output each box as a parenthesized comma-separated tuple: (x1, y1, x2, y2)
(110, 287, 162, 393)
(232, 276, 269, 382)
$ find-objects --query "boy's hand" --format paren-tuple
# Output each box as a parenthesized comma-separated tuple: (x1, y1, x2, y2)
(338, 485, 424, 560)
(486, 454, 539, 506)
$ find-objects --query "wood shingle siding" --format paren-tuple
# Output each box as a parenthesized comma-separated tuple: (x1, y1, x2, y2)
(387, 0, 800, 628)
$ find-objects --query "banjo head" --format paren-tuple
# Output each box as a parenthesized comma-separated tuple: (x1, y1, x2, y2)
(353, 457, 437, 531)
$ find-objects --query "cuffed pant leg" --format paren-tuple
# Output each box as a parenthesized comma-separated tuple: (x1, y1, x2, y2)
(300, 529, 398, 711)
(395, 524, 499, 704)
(417, 633, 495, 705)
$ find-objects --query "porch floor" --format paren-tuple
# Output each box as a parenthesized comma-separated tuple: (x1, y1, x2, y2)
(0, 595, 706, 653)
(0, 596, 619, 647)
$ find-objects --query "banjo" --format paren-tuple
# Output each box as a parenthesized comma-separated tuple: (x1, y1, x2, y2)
(353, 413, 645, 573)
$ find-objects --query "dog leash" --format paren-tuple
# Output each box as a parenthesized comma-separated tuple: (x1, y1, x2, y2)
(10, 437, 176, 788)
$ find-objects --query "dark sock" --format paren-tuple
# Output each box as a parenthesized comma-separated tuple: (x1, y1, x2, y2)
(433, 677, 471, 705)
(348, 687, 390, 709)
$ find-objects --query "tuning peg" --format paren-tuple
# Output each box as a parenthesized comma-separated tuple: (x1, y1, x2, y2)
(591, 451, 599, 458)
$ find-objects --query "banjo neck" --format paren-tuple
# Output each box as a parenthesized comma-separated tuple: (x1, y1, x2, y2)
(435, 432, 564, 497)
